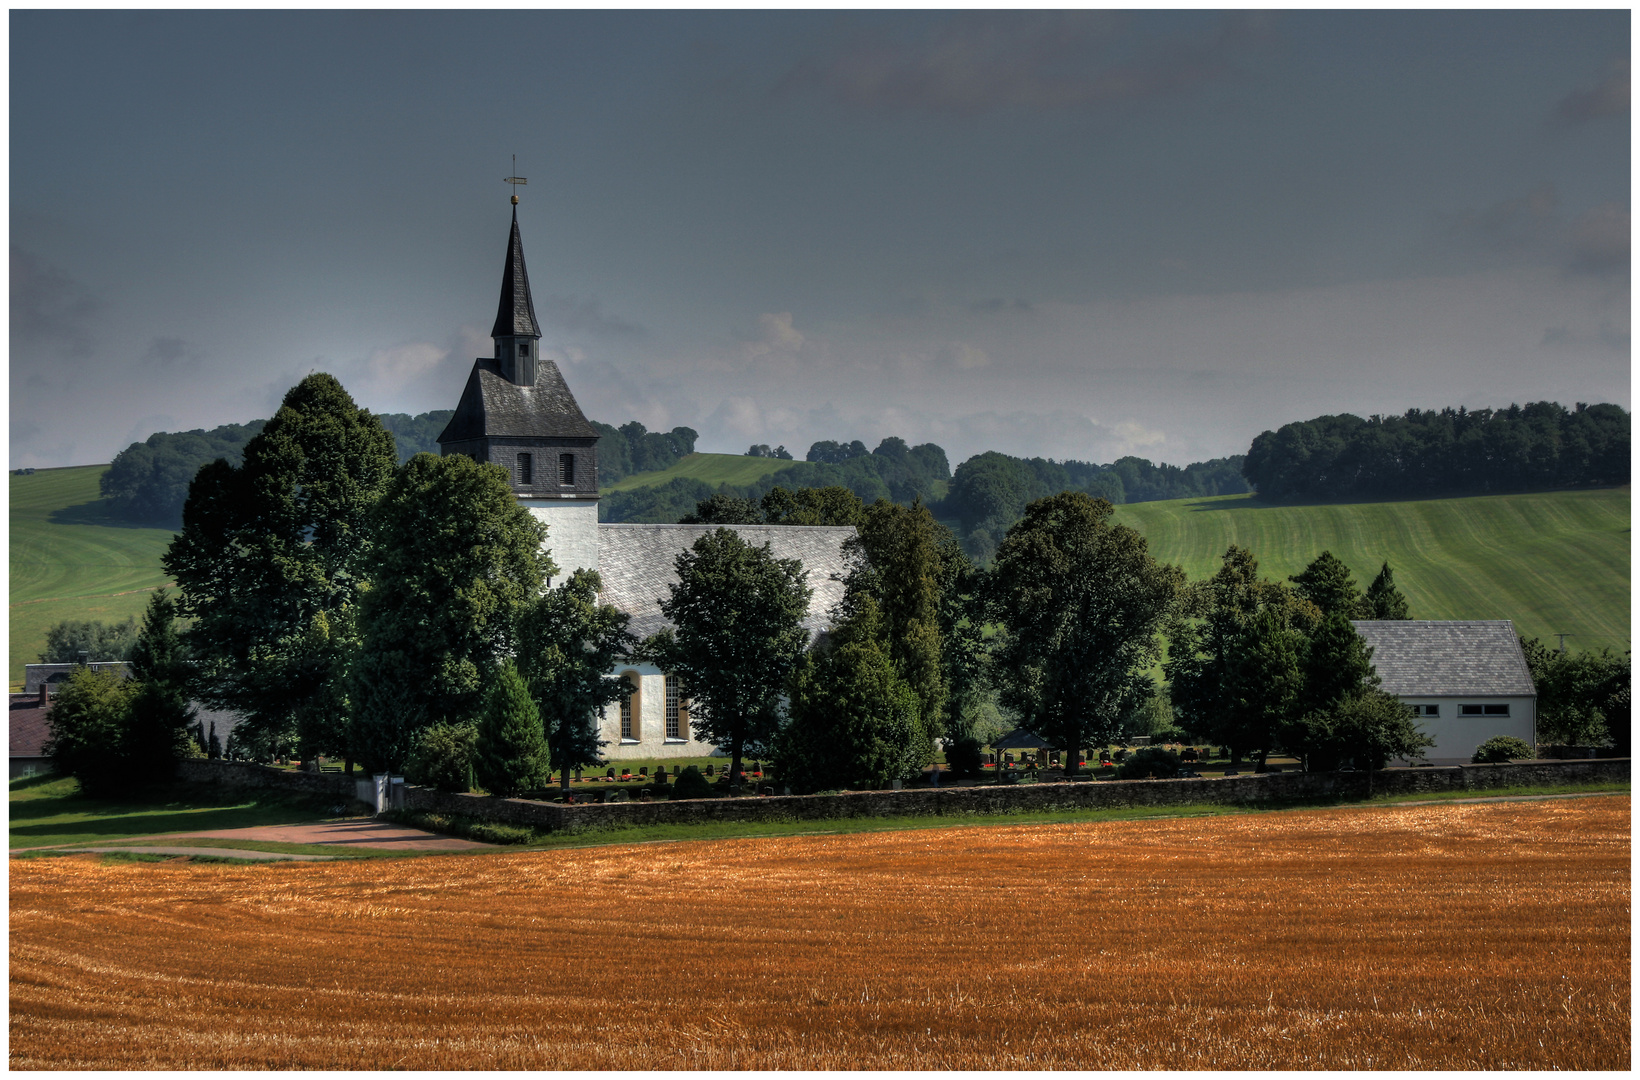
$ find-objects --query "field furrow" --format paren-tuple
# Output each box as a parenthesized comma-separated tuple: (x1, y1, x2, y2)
(10, 798, 1628, 1070)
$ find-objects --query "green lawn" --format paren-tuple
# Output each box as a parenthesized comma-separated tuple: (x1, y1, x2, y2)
(603, 452, 798, 493)
(1113, 487, 1630, 654)
(10, 466, 177, 688)
(8, 774, 343, 850)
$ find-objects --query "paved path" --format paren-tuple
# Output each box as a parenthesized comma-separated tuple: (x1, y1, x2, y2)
(16, 819, 496, 862)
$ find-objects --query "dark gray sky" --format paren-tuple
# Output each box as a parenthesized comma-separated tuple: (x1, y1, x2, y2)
(11, 10, 1630, 469)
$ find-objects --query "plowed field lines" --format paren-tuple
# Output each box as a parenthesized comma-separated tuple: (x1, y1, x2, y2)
(10, 798, 1628, 1069)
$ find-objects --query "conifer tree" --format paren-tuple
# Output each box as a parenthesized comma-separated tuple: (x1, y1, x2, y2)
(1288, 551, 1362, 618)
(473, 662, 550, 798)
(123, 589, 199, 779)
(1362, 561, 1412, 619)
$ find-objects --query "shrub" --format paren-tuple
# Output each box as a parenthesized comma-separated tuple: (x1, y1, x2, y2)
(1472, 736, 1535, 764)
(670, 765, 714, 800)
(1117, 746, 1183, 780)
(44, 667, 138, 796)
(473, 662, 551, 798)
(944, 736, 984, 778)
(406, 721, 478, 793)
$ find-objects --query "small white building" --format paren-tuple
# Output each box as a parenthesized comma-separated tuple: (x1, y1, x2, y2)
(1352, 620, 1537, 765)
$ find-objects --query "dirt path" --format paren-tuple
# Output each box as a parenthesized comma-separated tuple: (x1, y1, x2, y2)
(15, 820, 496, 861)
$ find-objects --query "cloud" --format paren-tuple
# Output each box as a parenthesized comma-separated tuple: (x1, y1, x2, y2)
(140, 336, 203, 371)
(1448, 183, 1560, 259)
(10, 247, 100, 356)
(1566, 203, 1630, 278)
(936, 341, 992, 370)
(368, 341, 450, 386)
(965, 297, 1034, 314)
(778, 12, 1267, 117)
(741, 312, 813, 367)
(537, 295, 646, 338)
(1551, 58, 1629, 127)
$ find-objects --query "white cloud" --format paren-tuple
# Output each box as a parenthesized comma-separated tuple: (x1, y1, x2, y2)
(937, 341, 991, 370)
(368, 341, 449, 385)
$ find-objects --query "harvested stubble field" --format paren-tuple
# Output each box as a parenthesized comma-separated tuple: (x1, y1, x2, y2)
(10, 798, 1628, 1070)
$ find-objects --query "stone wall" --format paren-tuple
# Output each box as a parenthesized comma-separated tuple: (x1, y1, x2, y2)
(176, 758, 358, 798)
(176, 757, 1629, 835)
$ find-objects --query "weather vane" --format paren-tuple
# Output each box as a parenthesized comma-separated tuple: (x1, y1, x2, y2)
(504, 154, 527, 205)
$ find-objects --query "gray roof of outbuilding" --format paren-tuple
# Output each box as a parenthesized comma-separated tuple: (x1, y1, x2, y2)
(491, 209, 541, 339)
(596, 524, 856, 640)
(436, 357, 600, 443)
(1351, 620, 1536, 698)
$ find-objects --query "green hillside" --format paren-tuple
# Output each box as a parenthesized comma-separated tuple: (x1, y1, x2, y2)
(603, 452, 799, 493)
(10, 466, 177, 689)
(1113, 487, 1630, 655)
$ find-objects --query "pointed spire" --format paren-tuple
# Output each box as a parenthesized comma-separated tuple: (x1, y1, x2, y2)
(491, 204, 542, 339)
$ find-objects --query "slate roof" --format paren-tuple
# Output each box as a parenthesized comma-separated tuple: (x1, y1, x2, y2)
(490, 208, 541, 339)
(596, 524, 857, 640)
(436, 357, 600, 443)
(1352, 620, 1537, 698)
(11, 693, 53, 758)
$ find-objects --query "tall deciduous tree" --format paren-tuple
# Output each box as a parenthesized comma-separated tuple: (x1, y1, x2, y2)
(841, 498, 949, 762)
(164, 374, 397, 761)
(517, 569, 635, 795)
(350, 452, 552, 773)
(645, 529, 812, 789)
(1362, 561, 1412, 619)
(1167, 546, 1321, 767)
(987, 492, 1183, 767)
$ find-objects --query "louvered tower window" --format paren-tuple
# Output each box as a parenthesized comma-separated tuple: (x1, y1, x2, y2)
(559, 453, 575, 485)
(516, 453, 532, 485)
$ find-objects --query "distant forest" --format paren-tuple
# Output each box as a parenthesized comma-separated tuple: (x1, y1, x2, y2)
(1244, 402, 1630, 500)
(95, 399, 1630, 545)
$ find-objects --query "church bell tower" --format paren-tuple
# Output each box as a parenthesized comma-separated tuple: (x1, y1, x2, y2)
(437, 189, 601, 585)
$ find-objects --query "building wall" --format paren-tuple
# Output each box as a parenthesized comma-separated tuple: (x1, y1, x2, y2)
(1395, 695, 1536, 764)
(520, 499, 600, 586)
(599, 662, 720, 760)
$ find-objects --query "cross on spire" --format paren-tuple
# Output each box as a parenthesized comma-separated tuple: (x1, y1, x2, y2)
(504, 154, 527, 206)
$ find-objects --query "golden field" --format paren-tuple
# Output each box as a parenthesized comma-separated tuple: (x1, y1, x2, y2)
(10, 797, 1629, 1070)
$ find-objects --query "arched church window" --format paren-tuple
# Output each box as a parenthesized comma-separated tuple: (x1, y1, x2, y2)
(516, 453, 532, 485)
(559, 453, 575, 486)
(665, 673, 689, 741)
(618, 670, 641, 742)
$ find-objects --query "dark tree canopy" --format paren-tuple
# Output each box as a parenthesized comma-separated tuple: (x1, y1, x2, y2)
(473, 661, 551, 798)
(1520, 637, 1631, 749)
(1243, 401, 1629, 500)
(39, 617, 138, 664)
(644, 529, 813, 786)
(1289, 551, 1363, 618)
(350, 452, 551, 772)
(163, 373, 399, 760)
(1362, 561, 1412, 620)
(100, 420, 267, 526)
(987, 492, 1184, 764)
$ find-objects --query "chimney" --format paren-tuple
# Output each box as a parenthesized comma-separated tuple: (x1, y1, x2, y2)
(38, 684, 48, 707)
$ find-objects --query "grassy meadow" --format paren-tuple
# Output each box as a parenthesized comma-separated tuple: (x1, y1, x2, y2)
(1114, 486, 1630, 654)
(9, 796, 1628, 1069)
(9, 466, 176, 688)
(603, 451, 797, 493)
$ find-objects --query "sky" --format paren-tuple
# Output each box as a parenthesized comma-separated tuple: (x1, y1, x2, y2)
(10, 10, 1631, 471)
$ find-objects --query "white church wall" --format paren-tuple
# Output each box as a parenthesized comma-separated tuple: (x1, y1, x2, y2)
(598, 662, 721, 760)
(520, 498, 600, 586)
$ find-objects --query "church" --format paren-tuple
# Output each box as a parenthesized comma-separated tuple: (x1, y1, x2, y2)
(437, 197, 854, 760)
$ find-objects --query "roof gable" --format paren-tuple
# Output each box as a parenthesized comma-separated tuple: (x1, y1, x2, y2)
(596, 524, 856, 640)
(437, 358, 600, 444)
(1351, 620, 1536, 697)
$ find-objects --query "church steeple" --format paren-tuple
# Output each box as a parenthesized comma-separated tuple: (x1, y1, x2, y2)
(491, 202, 542, 384)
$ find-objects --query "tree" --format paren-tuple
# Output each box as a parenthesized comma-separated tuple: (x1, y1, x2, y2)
(164, 373, 398, 763)
(43, 667, 138, 796)
(760, 485, 866, 526)
(1301, 689, 1434, 770)
(644, 529, 813, 789)
(680, 493, 763, 525)
(987, 492, 1184, 770)
(1167, 546, 1321, 767)
(1289, 551, 1363, 618)
(841, 498, 949, 763)
(122, 589, 199, 780)
(517, 569, 635, 795)
(776, 596, 923, 793)
(38, 618, 138, 663)
(1521, 637, 1631, 747)
(1361, 561, 1411, 619)
(473, 661, 552, 798)
(350, 452, 552, 773)
(407, 722, 478, 793)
